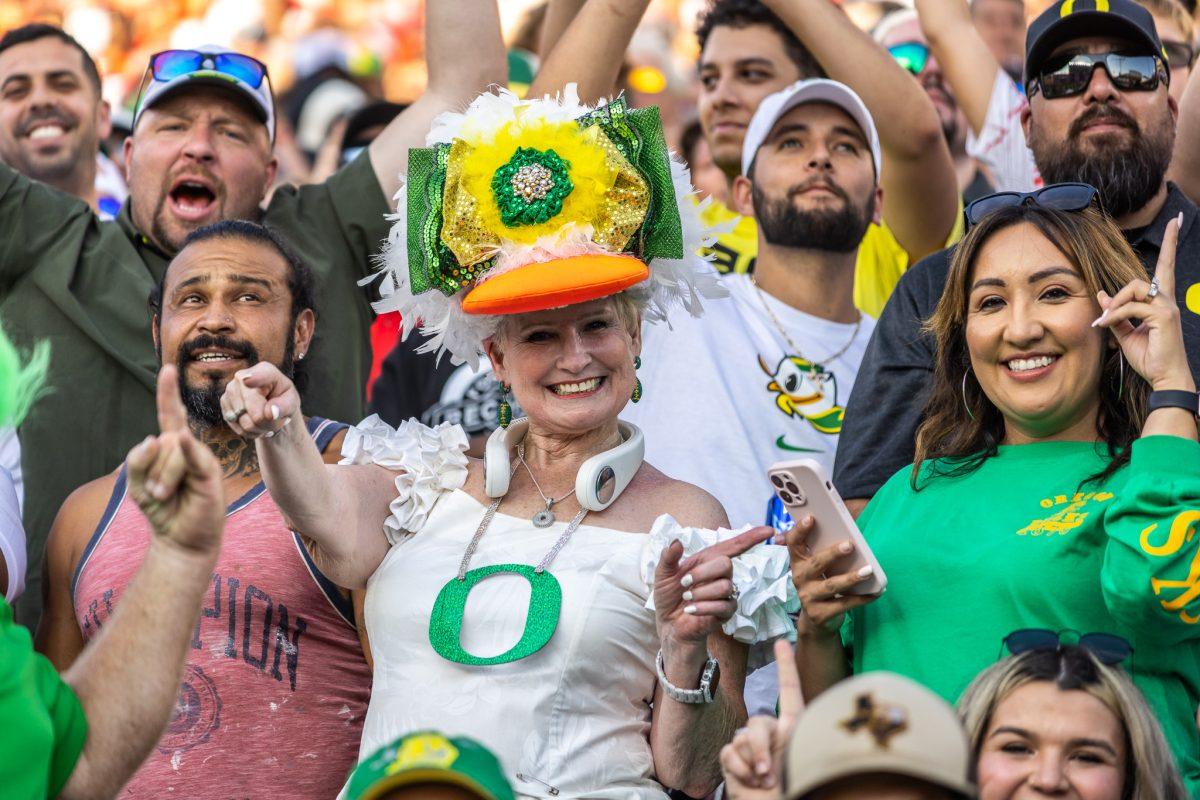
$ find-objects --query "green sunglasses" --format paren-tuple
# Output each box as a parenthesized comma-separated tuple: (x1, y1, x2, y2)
(888, 41, 930, 75)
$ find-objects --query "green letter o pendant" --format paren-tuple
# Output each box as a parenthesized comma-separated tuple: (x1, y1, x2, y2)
(428, 564, 562, 665)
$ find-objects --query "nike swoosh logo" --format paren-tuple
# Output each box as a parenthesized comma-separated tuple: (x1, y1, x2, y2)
(775, 435, 822, 453)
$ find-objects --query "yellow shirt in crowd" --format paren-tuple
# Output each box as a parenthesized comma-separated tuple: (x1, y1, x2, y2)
(699, 200, 965, 318)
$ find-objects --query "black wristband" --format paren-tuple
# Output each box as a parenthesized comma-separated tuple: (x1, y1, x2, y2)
(1148, 390, 1200, 417)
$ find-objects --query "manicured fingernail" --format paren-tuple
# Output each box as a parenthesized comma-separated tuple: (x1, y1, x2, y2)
(282, 417, 293, 427)
(270, 404, 280, 420)
(682, 590, 693, 601)
(1178, 212, 1184, 226)
(1091, 311, 1108, 327)
(264, 430, 275, 439)
(858, 565, 874, 577)
(757, 760, 770, 775)
(684, 604, 697, 614)
(681, 574, 694, 588)
(839, 541, 853, 554)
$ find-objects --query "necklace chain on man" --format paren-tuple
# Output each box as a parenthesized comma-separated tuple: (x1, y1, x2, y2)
(518, 442, 576, 528)
(748, 273, 861, 371)
(456, 460, 588, 580)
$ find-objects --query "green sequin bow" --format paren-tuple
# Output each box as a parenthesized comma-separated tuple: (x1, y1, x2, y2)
(404, 97, 684, 298)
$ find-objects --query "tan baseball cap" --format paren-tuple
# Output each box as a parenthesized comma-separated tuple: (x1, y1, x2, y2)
(784, 672, 975, 799)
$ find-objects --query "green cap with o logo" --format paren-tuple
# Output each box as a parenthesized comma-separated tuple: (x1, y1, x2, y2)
(346, 731, 515, 800)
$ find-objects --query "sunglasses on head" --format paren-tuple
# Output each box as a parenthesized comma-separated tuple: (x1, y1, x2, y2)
(965, 182, 1098, 227)
(1002, 628, 1133, 665)
(1029, 50, 1168, 100)
(888, 41, 930, 75)
(147, 49, 269, 89)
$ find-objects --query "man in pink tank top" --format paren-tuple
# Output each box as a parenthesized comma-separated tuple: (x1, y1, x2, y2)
(36, 220, 373, 798)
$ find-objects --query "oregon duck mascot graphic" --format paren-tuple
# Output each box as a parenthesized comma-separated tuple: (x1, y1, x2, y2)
(758, 354, 845, 435)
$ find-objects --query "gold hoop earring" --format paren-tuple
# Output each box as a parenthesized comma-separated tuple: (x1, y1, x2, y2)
(962, 372, 976, 422)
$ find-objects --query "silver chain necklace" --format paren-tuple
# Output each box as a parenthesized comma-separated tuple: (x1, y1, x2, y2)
(518, 443, 577, 528)
(748, 273, 861, 375)
(456, 461, 589, 580)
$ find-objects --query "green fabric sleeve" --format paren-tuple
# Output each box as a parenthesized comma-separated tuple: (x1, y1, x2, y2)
(0, 162, 93, 293)
(265, 149, 392, 283)
(34, 652, 87, 798)
(1101, 435, 1200, 644)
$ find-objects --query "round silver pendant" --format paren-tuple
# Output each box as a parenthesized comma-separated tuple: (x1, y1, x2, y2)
(532, 509, 556, 528)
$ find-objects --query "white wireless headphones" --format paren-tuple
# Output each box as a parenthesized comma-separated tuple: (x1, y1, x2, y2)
(483, 417, 645, 512)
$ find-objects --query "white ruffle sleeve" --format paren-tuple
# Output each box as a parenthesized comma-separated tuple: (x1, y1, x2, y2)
(339, 414, 470, 545)
(640, 515, 798, 645)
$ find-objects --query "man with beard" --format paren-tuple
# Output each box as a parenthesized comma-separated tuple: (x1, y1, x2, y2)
(36, 220, 373, 798)
(873, 10, 996, 204)
(0, 2, 505, 630)
(834, 0, 1200, 514)
(693, 0, 960, 318)
(624, 79, 880, 534)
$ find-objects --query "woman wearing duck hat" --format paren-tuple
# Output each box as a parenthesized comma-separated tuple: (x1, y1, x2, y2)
(211, 86, 798, 799)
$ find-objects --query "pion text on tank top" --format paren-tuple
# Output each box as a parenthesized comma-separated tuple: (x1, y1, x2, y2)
(71, 418, 371, 799)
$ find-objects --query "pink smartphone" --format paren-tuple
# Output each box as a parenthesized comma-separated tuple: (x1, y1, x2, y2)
(768, 459, 886, 595)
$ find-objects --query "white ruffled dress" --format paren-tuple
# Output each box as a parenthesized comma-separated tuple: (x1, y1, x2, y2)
(341, 416, 797, 800)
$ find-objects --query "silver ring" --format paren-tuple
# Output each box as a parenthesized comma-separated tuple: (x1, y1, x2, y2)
(223, 409, 239, 422)
(1147, 278, 1160, 300)
(264, 430, 275, 439)
(728, 584, 741, 602)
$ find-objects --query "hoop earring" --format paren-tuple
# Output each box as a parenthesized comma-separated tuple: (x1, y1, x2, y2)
(1116, 352, 1125, 401)
(497, 383, 512, 428)
(631, 355, 643, 403)
(962, 372, 976, 422)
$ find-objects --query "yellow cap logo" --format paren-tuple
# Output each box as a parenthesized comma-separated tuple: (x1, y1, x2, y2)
(385, 734, 460, 775)
(1060, 0, 1109, 16)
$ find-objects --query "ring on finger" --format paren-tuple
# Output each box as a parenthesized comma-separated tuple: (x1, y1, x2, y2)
(727, 584, 741, 602)
(1147, 278, 1161, 300)
(223, 409, 241, 422)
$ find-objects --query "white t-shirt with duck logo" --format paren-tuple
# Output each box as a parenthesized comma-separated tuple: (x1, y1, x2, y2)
(623, 273, 874, 528)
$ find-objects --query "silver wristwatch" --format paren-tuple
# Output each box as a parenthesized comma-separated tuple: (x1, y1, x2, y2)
(656, 649, 721, 704)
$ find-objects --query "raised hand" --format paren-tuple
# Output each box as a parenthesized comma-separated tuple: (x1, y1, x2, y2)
(219, 362, 301, 440)
(1094, 213, 1195, 392)
(654, 526, 774, 648)
(787, 515, 878, 636)
(720, 639, 802, 799)
(126, 366, 224, 556)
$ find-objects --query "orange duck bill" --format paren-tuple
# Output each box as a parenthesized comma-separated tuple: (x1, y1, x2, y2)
(460, 253, 650, 316)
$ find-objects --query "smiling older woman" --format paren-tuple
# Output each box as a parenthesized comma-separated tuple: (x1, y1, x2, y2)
(789, 187, 1200, 792)
(211, 88, 797, 800)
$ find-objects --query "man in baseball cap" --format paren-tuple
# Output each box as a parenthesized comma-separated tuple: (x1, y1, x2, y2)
(1024, 0, 1167, 89)
(346, 731, 515, 800)
(784, 672, 975, 799)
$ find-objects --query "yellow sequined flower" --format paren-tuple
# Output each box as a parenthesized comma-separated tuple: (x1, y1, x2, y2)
(441, 115, 650, 267)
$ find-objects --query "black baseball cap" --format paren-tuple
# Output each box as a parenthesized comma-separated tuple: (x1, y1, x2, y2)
(1025, 0, 1166, 86)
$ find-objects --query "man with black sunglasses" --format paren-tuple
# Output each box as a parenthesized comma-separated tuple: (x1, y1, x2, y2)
(834, 0, 1200, 515)
(0, 4, 506, 630)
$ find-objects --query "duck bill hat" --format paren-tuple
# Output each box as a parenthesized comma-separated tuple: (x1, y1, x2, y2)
(784, 672, 975, 799)
(346, 731, 515, 800)
(369, 85, 725, 368)
(741, 78, 881, 181)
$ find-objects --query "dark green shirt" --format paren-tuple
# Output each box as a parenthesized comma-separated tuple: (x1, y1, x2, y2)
(0, 153, 390, 628)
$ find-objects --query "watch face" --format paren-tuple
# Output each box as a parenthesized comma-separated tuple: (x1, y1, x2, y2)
(703, 659, 721, 702)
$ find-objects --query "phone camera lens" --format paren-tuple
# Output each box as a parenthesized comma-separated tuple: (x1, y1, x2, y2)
(771, 474, 785, 489)
(778, 490, 794, 505)
(785, 480, 800, 495)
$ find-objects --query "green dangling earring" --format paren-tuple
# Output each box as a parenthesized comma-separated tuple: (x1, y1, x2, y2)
(497, 383, 512, 428)
(631, 356, 643, 403)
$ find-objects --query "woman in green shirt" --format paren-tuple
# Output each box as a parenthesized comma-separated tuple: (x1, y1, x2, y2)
(791, 190, 1200, 792)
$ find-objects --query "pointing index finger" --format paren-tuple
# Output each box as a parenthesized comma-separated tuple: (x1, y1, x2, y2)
(1154, 212, 1181, 299)
(711, 526, 775, 559)
(156, 365, 189, 434)
(774, 639, 803, 726)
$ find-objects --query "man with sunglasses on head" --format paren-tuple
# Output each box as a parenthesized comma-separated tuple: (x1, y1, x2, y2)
(834, 0, 1200, 515)
(0, 5, 506, 631)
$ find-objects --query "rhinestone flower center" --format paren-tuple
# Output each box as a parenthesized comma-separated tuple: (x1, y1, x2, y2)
(511, 164, 555, 203)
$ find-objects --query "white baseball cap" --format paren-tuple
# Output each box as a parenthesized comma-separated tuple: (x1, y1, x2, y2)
(741, 78, 881, 181)
(133, 45, 275, 143)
